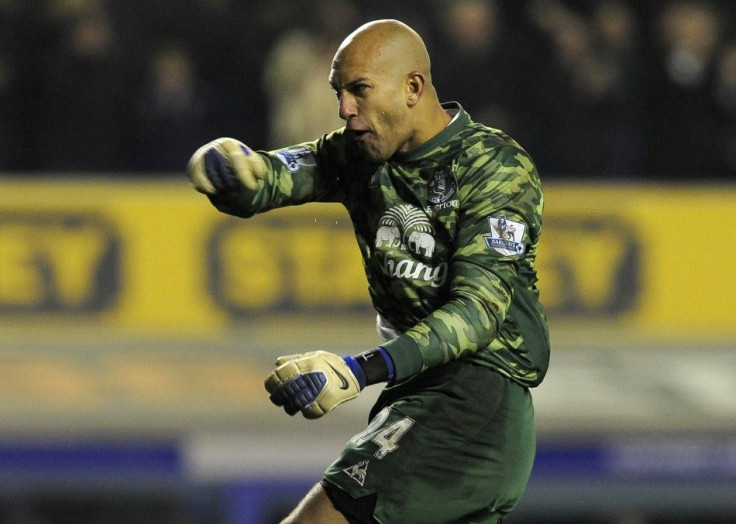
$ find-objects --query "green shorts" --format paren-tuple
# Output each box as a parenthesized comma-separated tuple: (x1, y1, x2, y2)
(322, 360, 536, 523)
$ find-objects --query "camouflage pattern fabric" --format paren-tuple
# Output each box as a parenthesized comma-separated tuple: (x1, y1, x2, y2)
(210, 102, 550, 387)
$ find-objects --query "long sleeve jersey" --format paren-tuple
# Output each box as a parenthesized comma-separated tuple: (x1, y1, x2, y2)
(210, 103, 550, 387)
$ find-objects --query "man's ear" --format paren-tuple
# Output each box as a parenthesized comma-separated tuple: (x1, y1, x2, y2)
(406, 72, 425, 107)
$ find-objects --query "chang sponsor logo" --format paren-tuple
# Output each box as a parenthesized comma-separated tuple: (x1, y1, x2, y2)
(374, 204, 447, 287)
(375, 204, 435, 258)
(380, 253, 448, 288)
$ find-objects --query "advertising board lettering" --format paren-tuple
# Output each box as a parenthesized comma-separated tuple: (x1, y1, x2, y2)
(0, 213, 120, 312)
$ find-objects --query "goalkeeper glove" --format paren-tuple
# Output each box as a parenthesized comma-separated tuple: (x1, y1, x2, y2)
(186, 137, 266, 194)
(264, 348, 395, 419)
(265, 351, 362, 419)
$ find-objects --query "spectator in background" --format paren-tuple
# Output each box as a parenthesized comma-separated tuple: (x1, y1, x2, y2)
(430, 0, 546, 156)
(713, 41, 736, 175)
(589, 0, 646, 177)
(646, 0, 724, 178)
(36, 0, 133, 171)
(3, 0, 736, 179)
(132, 42, 212, 172)
(431, 0, 512, 128)
(262, 0, 358, 148)
(0, 0, 48, 171)
(527, 0, 645, 178)
(176, 0, 271, 148)
(0, 2, 19, 169)
(118, 0, 273, 161)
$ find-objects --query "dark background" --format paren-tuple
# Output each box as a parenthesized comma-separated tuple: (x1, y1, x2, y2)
(2, 0, 735, 180)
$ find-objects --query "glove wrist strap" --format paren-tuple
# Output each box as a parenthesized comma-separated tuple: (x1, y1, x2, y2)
(342, 356, 367, 390)
(349, 347, 396, 387)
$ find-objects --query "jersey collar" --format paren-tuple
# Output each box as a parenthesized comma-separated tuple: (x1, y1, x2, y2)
(391, 102, 470, 163)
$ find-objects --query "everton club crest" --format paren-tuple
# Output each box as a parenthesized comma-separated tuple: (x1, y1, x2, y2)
(428, 170, 456, 204)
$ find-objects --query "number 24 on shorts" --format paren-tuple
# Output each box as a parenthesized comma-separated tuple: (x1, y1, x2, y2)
(350, 407, 415, 459)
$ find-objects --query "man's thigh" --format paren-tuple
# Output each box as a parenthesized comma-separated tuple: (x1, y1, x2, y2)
(322, 362, 536, 523)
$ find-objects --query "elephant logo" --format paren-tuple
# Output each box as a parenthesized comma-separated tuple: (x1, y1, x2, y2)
(375, 225, 402, 249)
(408, 231, 435, 258)
(375, 204, 435, 258)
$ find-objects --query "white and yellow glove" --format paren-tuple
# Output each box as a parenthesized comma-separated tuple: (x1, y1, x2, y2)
(186, 137, 266, 194)
(264, 351, 365, 419)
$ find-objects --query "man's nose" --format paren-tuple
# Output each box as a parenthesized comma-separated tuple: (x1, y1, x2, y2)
(338, 94, 358, 121)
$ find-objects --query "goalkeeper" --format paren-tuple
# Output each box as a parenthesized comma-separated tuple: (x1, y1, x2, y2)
(187, 19, 550, 524)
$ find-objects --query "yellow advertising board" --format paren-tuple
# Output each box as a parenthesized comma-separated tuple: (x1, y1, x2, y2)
(0, 178, 734, 338)
(541, 184, 736, 337)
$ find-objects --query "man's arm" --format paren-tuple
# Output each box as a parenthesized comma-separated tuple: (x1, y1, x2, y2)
(186, 135, 347, 219)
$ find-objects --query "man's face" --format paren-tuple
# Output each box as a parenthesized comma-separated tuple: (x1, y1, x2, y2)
(329, 47, 410, 163)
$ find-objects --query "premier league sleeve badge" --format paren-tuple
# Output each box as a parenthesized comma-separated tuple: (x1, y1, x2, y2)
(484, 215, 527, 256)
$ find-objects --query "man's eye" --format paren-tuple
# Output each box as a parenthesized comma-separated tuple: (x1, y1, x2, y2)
(351, 84, 368, 95)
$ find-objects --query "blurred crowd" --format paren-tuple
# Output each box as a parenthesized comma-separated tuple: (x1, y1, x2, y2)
(1, 0, 736, 180)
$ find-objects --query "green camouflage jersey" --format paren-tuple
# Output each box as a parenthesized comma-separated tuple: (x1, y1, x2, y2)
(210, 102, 550, 387)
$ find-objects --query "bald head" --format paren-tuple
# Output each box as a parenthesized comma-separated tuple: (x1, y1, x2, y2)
(333, 19, 432, 82)
(328, 19, 450, 161)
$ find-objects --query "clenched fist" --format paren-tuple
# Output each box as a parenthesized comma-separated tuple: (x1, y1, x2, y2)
(186, 137, 266, 194)
(265, 351, 364, 419)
